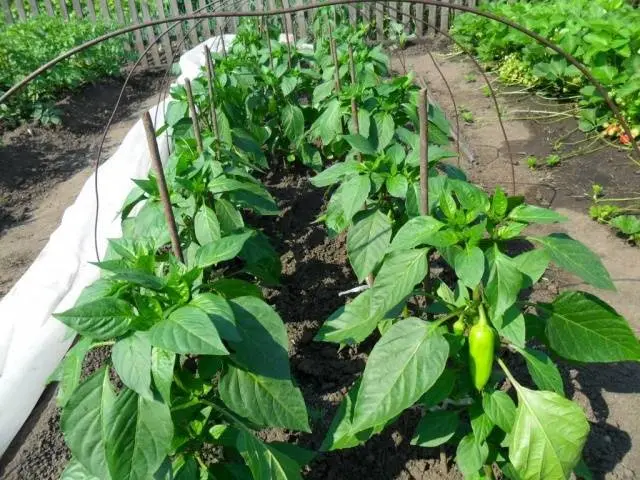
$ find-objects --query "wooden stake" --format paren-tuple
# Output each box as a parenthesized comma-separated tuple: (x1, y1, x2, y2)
(184, 78, 203, 153)
(204, 45, 221, 160)
(328, 22, 341, 93)
(418, 87, 429, 216)
(348, 45, 357, 85)
(142, 112, 184, 263)
(263, 17, 274, 70)
(218, 27, 226, 56)
(281, 14, 292, 69)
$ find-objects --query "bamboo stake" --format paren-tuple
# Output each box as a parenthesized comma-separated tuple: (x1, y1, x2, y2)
(418, 87, 429, 216)
(184, 78, 203, 153)
(204, 45, 221, 160)
(142, 112, 184, 263)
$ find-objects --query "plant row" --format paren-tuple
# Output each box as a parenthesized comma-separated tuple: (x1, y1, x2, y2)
(451, 0, 640, 143)
(51, 10, 640, 480)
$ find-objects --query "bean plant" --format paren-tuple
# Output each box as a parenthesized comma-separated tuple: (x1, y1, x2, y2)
(48, 13, 640, 480)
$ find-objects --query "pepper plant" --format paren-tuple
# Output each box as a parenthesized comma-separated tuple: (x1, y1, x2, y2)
(310, 19, 640, 480)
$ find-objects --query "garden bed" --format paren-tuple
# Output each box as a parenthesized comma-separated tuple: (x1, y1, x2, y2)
(2, 20, 640, 480)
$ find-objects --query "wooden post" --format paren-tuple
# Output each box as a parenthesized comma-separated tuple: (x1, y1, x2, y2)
(418, 87, 429, 216)
(142, 113, 184, 263)
(281, 14, 293, 68)
(263, 18, 274, 69)
(328, 22, 341, 93)
(204, 46, 221, 159)
(219, 27, 227, 56)
(184, 79, 203, 153)
(1, 0, 14, 24)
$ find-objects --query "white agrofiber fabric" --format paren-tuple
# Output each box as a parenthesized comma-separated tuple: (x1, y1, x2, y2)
(0, 35, 230, 457)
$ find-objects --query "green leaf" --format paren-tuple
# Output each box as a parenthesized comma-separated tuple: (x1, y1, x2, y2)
(310, 160, 360, 187)
(389, 216, 444, 251)
(347, 209, 393, 283)
(165, 100, 187, 126)
(482, 390, 516, 433)
(370, 249, 428, 320)
(385, 174, 408, 198)
(105, 389, 173, 480)
(456, 433, 489, 477)
(111, 270, 165, 291)
(149, 306, 229, 355)
(512, 249, 549, 286)
(491, 187, 509, 219)
(454, 245, 485, 288)
(51, 337, 94, 408)
(411, 411, 459, 447)
(420, 369, 456, 408)
(282, 104, 305, 144)
(219, 365, 310, 432)
(211, 278, 264, 300)
(195, 231, 252, 268)
(351, 318, 449, 430)
(228, 296, 292, 379)
(54, 298, 133, 340)
(315, 290, 379, 345)
(194, 205, 221, 245)
(509, 385, 589, 480)
(61, 368, 114, 478)
(342, 134, 377, 155)
(310, 98, 342, 144)
(312, 79, 334, 106)
(610, 215, 640, 235)
(61, 458, 100, 480)
(470, 401, 495, 443)
(508, 205, 568, 224)
(112, 332, 153, 399)
(516, 347, 564, 394)
(540, 291, 640, 362)
(237, 431, 303, 480)
(151, 347, 175, 405)
(485, 246, 523, 320)
(493, 305, 526, 348)
(375, 112, 395, 151)
(325, 174, 371, 235)
(530, 234, 614, 290)
(190, 292, 241, 342)
(281, 75, 298, 97)
(215, 198, 245, 234)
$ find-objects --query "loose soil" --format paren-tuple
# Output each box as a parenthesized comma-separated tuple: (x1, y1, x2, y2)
(3, 42, 640, 480)
(0, 71, 167, 298)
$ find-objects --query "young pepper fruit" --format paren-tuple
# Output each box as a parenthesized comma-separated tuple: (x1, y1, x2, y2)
(468, 304, 495, 391)
(452, 315, 466, 335)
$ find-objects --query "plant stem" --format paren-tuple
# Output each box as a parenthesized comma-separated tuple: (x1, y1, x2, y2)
(496, 357, 519, 389)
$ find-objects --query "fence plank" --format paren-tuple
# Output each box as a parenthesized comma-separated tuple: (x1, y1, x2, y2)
(167, 0, 185, 49)
(296, 0, 307, 41)
(416, 1, 424, 36)
(86, 0, 96, 21)
(427, 2, 436, 35)
(140, 0, 162, 65)
(183, 0, 199, 48)
(441, 0, 450, 31)
(58, 0, 69, 18)
(42, 0, 55, 16)
(402, 0, 410, 31)
(98, 0, 110, 19)
(127, 0, 149, 67)
(28, 0, 38, 16)
(1, 0, 13, 24)
(154, 0, 174, 62)
(198, 0, 212, 39)
(70, 0, 83, 17)
(376, 1, 384, 41)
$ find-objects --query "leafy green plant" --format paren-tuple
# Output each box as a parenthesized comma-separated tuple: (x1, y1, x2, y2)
(0, 17, 130, 127)
(464, 73, 477, 83)
(526, 155, 537, 169)
(545, 153, 561, 167)
(461, 107, 475, 124)
(451, 0, 640, 137)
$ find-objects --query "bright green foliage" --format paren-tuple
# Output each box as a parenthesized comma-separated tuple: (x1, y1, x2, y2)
(0, 17, 130, 126)
(451, 0, 640, 132)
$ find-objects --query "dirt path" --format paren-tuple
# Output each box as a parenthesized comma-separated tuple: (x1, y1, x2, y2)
(398, 43, 640, 479)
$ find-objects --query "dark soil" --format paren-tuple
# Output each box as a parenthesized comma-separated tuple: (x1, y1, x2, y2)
(0, 71, 167, 234)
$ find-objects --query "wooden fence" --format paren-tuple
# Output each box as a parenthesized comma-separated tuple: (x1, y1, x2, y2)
(1, 0, 476, 67)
